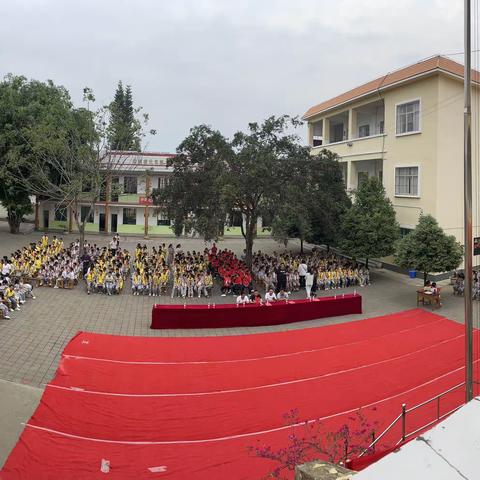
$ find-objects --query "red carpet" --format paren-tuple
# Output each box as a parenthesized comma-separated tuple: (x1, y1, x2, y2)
(1, 309, 478, 479)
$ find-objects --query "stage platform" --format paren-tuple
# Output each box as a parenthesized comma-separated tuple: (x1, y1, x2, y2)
(2, 309, 478, 479)
(151, 294, 362, 329)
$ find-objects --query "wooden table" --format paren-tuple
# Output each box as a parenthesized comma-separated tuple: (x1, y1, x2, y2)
(417, 289, 442, 308)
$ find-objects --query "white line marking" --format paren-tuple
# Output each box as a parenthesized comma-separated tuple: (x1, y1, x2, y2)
(26, 363, 474, 445)
(48, 334, 465, 397)
(62, 318, 450, 365)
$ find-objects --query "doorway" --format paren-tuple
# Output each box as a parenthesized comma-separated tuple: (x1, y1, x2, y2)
(43, 210, 49, 229)
(99, 213, 106, 232)
(111, 214, 118, 233)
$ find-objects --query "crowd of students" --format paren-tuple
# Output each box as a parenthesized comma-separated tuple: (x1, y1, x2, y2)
(0, 234, 82, 318)
(83, 239, 130, 295)
(1, 232, 373, 315)
(251, 249, 370, 298)
(130, 244, 171, 296)
(210, 246, 252, 296)
(127, 243, 252, 299)
(170, 247, 214, 298)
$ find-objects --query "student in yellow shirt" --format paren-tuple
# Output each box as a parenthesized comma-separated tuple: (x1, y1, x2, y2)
(85, 270, 95, 295)
(4, 285, 20, 311)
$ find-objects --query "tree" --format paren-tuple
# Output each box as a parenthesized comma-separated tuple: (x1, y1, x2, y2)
(306, 151, 351, 247)
(271, 150, 350, 252)
(0, 183, 33, 234)
(107, 81, 142, 151)
(2, 76, 155, 245)
(0, 75, 73, 233)
(154, 116, 306, 267)
(249, 409, 379, 480)
(7, 102, 101, 249)
(340, 177, 399, 267)
(395, 214, 463, 284)
(226, 116, 305, 267)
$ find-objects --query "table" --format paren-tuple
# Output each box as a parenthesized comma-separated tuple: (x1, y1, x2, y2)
(417, 289, 442, 308)
(151, 294, 362, 329)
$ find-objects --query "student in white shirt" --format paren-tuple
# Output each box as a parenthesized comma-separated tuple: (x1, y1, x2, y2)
(265, 288, 277, 302)
(277, 289, 289, 301)
(298, 261, 308, 288)
(305, 269, 314, 298)
(236, 292, 250, 304)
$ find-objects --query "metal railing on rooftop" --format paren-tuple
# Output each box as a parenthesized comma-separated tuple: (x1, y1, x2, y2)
(358, 382, 466, 458)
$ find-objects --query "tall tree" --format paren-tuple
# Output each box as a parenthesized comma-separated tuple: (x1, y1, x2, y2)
(271, 150, 350, 251)
(395, 214, 463, 284)
(226, 116, 304, 266)
(154, 124, 229, 239)
(107, 81, 142, 151)
(153, 116, 305, 267)
(0, 75, 73, 233)
(340, 177, 399, 267)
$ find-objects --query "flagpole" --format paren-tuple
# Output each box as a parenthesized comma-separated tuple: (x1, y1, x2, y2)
(464, 0, 474, 403)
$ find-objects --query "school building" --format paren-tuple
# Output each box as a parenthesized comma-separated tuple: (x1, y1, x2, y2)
(303, 55, 480, 247)
(36, 151, 270, 237)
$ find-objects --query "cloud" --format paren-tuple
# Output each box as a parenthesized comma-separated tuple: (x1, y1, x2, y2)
(0, 0, 465, 150)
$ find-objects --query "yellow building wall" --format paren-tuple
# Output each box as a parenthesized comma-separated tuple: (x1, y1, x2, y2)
(435, 74, 465, 245)
(382, 75, 440, 229)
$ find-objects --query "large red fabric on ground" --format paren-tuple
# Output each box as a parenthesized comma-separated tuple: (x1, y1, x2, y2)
(151, 294, 362, 328)
(2, 309, 479, 479)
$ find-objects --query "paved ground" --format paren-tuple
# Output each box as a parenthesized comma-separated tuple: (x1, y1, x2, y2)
(0, 380, 42, 467)
(0, 221, 475, 468)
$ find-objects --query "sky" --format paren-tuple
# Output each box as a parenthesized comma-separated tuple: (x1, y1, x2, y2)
(0, 0, 466, 152)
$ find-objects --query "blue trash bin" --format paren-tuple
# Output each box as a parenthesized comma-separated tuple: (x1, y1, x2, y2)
(409, 269, 417, 279)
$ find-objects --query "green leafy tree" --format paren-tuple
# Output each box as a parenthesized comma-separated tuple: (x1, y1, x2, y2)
(154, 124, 229, 239)
(270, 150, 350, 252)
(340, 177, 399, 267)
(395, 214, 463, 284)
(0, 184, 33, 234)
(0, 75, 73, 233)
(154, 116, 305, 267)
(306, 151, 351, 247)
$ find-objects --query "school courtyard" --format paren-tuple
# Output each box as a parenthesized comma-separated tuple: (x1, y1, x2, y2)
(0, 221, 472, 466)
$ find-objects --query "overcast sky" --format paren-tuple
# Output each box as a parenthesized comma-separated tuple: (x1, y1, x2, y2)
(0, 0, 466, 151)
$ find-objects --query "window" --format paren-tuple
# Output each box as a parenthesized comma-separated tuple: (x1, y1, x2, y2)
(379, 120, 384, 134)
(123, 208, 136, 225)
(396, 100, 420, 135)
(157, 213, 170, 226)
(124, 176, 138, 194)
(395, 167, 419, 196)
(80, 206, 94, 223)
(54, 206, 67, 221)
(332, 123, 345, 143)
(358, 124, 370, 138)
(312, 121, 323, 147)
(157, 176, 169, 189)
(111, 177, 119, 201)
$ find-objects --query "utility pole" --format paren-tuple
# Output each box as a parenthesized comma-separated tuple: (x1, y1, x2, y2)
(464, 0, 474, 403)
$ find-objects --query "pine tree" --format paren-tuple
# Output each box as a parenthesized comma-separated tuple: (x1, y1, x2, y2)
(123, 85, 140, 151)
(340, 177, 399, 267)
(107, 81, 141, 151)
